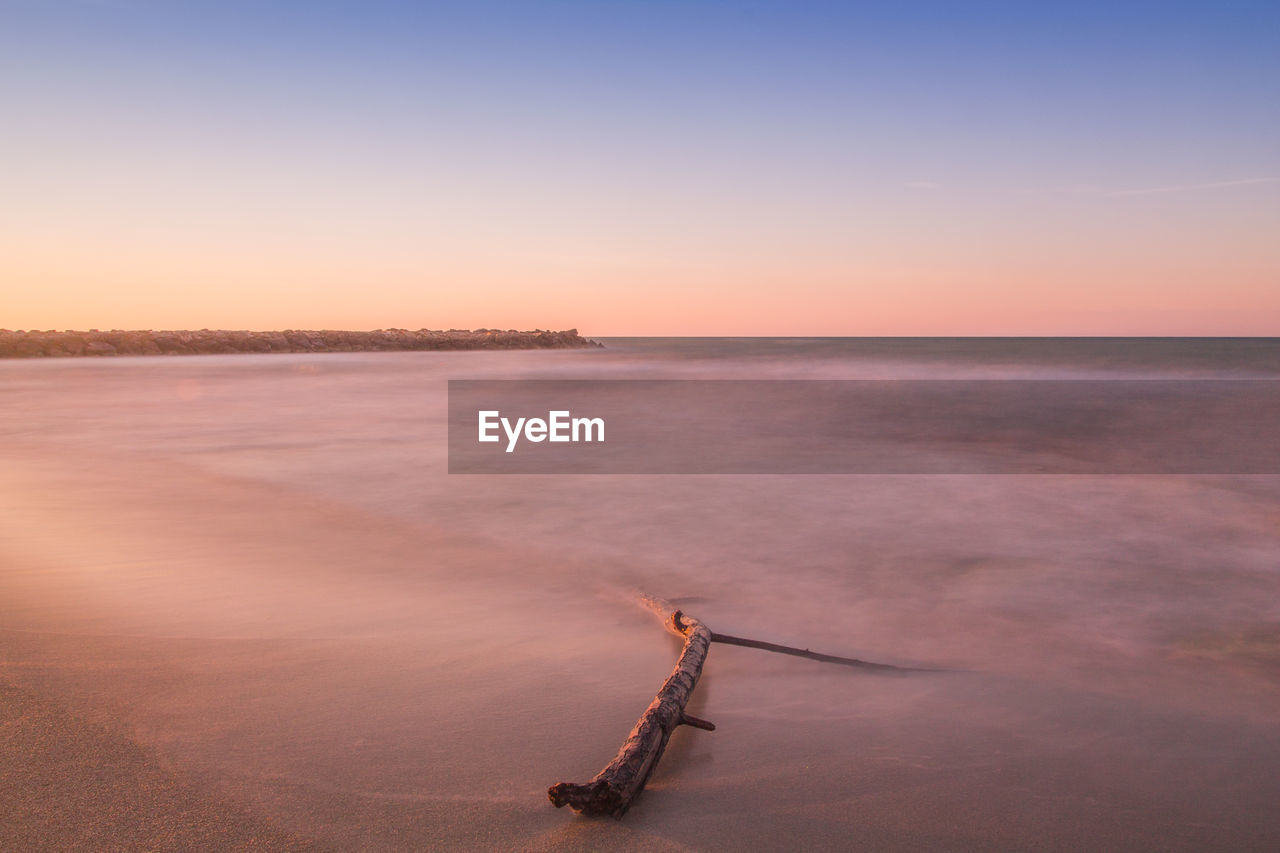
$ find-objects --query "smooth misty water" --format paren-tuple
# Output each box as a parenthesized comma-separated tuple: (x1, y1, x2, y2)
(2, 339, 1279, 851)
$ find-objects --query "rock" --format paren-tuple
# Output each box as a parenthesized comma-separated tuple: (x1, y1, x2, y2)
(154, 335, 187, 354)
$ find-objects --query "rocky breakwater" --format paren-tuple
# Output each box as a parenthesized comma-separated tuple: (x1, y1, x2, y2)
(0, 328, 604, 357)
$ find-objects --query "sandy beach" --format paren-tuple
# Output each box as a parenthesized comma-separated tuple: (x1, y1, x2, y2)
(3, 343, 1280, 850)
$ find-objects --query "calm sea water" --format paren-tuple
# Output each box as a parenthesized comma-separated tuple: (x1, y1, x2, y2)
(2, 338, 1278, 851)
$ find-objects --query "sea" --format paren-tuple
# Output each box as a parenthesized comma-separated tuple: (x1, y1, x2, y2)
(1, 337, 1278, 851)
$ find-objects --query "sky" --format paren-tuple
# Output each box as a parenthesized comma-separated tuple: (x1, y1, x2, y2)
(2, 0, 1277, 335)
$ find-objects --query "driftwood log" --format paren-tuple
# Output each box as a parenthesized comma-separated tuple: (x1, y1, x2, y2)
(547, 595, 712, 817)
(548, 594, 929, 818)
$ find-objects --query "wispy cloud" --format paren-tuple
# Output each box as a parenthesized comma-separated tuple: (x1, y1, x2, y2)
(1104, 177, 1276, 197)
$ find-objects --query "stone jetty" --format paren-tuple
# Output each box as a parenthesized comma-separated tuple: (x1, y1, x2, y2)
(0, 328, 603, 357)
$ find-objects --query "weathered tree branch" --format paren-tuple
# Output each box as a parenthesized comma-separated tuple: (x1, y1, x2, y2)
(547, 595, 712, 818)
(548, 595, 936, 818)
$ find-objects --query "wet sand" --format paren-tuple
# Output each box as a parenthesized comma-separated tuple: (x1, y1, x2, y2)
(0, 674, 319, 852)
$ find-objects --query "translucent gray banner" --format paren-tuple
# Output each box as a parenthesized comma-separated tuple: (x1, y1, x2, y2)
(448, 380, 1280, 474)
